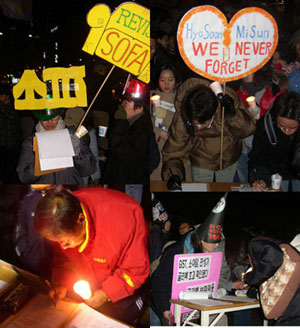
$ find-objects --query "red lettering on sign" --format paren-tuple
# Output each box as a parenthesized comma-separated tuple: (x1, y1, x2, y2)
(192, 42, 208, 56)
(101, 31, 116, 56)
(209, 42, 219, 56)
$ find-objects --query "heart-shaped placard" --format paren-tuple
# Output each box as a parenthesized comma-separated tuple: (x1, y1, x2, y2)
(177, 6, 278, 82)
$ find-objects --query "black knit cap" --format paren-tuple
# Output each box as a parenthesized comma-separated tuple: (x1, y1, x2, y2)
(197, 193, 227, 243)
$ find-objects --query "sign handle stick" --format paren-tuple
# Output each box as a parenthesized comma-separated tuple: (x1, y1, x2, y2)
(220, 83, 226, 170)
(76, 64, 116, 131)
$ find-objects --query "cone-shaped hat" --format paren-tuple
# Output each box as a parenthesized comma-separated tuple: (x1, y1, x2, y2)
(151, 193, 169, 225)
(197, 193, 227, 243)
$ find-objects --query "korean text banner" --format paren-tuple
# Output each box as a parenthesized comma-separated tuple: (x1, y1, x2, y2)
(82, 2, 150, 84)
(13, 66, 87, 110)
(177, 6, 278, 82)
(171, 252, 223, 321)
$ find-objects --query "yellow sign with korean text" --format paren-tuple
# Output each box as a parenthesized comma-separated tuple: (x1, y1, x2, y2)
(82, 2, 150, 84)
(13, 66, 87, 110)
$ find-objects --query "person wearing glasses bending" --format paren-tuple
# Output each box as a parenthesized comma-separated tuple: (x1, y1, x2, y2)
(161, 78, 255, 189)
(249, 91, 300, 191)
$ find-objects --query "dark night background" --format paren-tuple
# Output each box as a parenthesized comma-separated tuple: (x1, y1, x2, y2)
(154, 192, 300, 243)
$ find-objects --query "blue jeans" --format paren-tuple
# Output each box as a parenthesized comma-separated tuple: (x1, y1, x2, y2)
(150, 307, 162, 326)
(281, 179, 300, 192)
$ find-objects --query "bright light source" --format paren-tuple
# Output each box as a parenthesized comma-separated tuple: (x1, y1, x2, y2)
(73, 280, 92, 300)
(0, 32, 3, 36)
(28, 34, 33, 38)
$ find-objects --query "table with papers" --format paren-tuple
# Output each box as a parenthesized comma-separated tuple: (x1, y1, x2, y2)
(170, 295, 267, 326)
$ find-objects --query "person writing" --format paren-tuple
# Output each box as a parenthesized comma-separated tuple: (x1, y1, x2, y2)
(34, 187, 149, 326)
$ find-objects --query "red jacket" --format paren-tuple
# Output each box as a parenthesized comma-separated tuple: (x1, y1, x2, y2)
(51, 188, 149, 302)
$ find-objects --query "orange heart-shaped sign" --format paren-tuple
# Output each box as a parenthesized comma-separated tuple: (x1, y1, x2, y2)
(177, 6, 278, 82)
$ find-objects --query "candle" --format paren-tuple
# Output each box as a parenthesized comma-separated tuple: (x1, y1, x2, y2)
(73, 280, 92, 300)
(150, 95, 160, 107)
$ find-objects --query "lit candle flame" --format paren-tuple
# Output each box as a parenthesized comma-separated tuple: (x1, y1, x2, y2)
(73, 280, 92, 300)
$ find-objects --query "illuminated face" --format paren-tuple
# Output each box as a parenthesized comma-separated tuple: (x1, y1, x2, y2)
(46, 214, 86, 250)
(201, 240, 219, 253)
(277, 116, 299, 136)
(158, 69, 176, 94)
(40, 116, 60, 130)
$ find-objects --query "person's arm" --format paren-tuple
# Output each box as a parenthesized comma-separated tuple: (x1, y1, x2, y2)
(73, 134, 96, 177)
(224, 90, 256, 138)
(248, 120, 272, 187)
(100, 205, 149, 303)
(16, 137, 38, 183)
(162, 111, 193, 180)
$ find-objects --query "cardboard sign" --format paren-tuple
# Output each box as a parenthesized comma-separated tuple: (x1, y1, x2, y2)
(13, 66, 87, 110)
(171, 252, 223, 321)
(177, 6, 278, 82)
(82, 2, 150, 83)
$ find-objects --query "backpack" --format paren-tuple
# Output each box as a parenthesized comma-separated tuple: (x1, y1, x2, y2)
(259, 244, 300, 319)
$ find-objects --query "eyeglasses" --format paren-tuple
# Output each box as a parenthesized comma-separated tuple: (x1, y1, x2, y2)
(193, 115, 215, 130)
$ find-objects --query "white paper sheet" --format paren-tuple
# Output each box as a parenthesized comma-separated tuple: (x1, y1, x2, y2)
(36, 129, 74, 171)
(219, 295, 257, 303)
(187, 299, 233, 307)
(64, 303, 130, 328)
(5, 293, 77, 328)
(182, 183, 208, 192)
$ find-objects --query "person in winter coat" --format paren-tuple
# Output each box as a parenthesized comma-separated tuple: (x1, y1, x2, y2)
(248, 91, 300, 191)
(245, 238, 300, 326)
(162, 78, 255, 188)
(102, 78, 155, 184)
(150, 64, 185, 180)
(34, 188, 149, 326)
(16, 108, 96, 184)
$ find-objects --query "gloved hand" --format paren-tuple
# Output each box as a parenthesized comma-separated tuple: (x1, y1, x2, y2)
(70, 134, 81, 156)
(167, 175, 182, 191)
(221, 94, 235, 118)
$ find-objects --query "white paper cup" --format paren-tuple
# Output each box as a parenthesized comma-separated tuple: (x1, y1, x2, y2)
(151, 95, 161, 107)
(271, 173, 282, 190)
(98, 125, 107, 137)
(246, 96, 256, 108)
(74, 125, 88, 138)
(210, 81, 223, 96)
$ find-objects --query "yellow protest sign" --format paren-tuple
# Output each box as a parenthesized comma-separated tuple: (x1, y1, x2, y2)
(82, 2, 150, 84)
(13, 66, 87, 110)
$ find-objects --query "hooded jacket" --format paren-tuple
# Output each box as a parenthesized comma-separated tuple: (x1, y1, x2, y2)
(162, 78, 256, 179)
(51, 188, 149, 303)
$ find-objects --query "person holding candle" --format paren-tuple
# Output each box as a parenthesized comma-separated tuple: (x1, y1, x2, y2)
(34, 187, 149, 326)
(150, 64, 186, 180)
(16, 106, 96, 184)
(162, 78, 255, 188)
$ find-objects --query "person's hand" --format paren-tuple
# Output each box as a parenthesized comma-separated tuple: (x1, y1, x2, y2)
(125, 103, 143, 120)
(85, 289, 109, 309)
(232, 280, 249, 290)
(163, 310, 173, 321)
(167, 175, 182, 191)
(221, 94, 235, 118)
(70, 134, 81, 156)
(159, 130, 168, 141)
(49, 285, 67, 306)
(252, 179, 266, 191)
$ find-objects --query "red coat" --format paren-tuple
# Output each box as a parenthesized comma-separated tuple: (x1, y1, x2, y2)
(51, 188, 149, 302)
